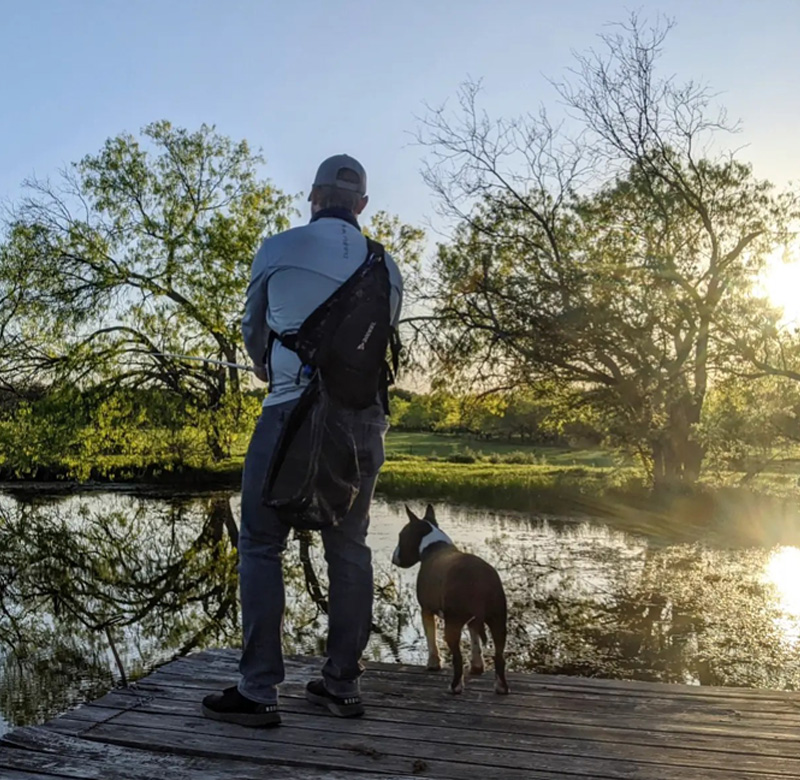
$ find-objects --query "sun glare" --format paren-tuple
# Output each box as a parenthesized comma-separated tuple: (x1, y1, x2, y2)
(764, 546, 800, 645)
(759, 249, 800, 326)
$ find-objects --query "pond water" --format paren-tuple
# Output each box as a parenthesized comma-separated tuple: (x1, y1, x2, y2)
(2, 488, 800, 736)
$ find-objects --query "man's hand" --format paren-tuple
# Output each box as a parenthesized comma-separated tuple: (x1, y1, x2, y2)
(252, 364, 268, 383)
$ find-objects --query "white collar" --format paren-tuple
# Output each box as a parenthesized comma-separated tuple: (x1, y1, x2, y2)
(419, 523, 454, 555)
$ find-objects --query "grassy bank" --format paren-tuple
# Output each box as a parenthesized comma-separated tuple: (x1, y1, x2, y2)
(384, 432, 618, 466)
(4, 431, 800, 546)
(379, 459, 634, 512)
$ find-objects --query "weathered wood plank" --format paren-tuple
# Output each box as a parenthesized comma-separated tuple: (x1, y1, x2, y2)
(0, 726, 419, 779)
(73, 721, 791, 780)
(83, 687, 800, 758)
(2, 771, 74, 780)
(171, 651, 800, 712)
(45, 704, 130, 728)
(57, 707, 800, 780)
(362, 665, 800, 706)
(203, 648, 800, 702)
(182, 684, 800, 740)
(37, 717, 97, 738)
(138, 677, 800, 750)
(144, 664, 800, 732)
(319, 653, 800, 701)
(354, 669, 800, 722)
(47, 722, 567, 780)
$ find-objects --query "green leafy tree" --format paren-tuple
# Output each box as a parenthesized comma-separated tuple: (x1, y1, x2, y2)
(696, 374, 800, 479)
(2, 121, 294, 458)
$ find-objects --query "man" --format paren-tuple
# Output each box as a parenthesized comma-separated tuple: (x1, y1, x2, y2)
(202, 155, 403, 726)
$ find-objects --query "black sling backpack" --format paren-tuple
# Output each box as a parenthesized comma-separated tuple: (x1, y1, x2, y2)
(262, 237, 400, 530)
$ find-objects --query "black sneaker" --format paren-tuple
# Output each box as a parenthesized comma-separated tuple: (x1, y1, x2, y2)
(305, 679, 364, 718)
(201, 686, 281, 727)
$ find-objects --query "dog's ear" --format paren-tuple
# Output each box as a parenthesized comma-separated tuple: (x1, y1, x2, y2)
(405, 504, 420, 523)
(424, 504, 438, 526)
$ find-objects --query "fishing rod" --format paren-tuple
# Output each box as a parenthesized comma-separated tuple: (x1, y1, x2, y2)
(153, 352, 257, 372)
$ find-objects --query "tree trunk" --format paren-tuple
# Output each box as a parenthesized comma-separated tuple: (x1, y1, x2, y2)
(651, 397, 706, 488)
(223, 345, 241, 395)
(207, 433, 227, 462)
(651, 441, 666, 487)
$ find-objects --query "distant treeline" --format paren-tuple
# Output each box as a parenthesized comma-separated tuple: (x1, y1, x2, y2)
(387, 387, 601, 446)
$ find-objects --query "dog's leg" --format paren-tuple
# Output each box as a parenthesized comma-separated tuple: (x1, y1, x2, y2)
(421, 609, 441, 671)
(486, 611, 509, 694)
(468, 621, 485, 675)
(444, 618, 466, 694)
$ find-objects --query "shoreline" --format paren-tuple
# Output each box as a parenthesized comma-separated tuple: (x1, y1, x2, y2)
(3, 458, 800, 547)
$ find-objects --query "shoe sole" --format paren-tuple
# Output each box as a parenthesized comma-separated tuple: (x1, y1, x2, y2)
(305, 689, 365, 718)
(201, 704, 281, 727)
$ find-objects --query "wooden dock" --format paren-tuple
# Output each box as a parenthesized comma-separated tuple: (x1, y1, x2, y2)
(3, 649, 800, 779)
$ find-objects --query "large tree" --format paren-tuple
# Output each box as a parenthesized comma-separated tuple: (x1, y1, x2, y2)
(1, 121, 294, 457)
(419, 16, 798, 486)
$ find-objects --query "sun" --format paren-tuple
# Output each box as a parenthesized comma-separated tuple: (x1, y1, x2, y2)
(758, 248, 800, 326)
(764, 546, 800, 645)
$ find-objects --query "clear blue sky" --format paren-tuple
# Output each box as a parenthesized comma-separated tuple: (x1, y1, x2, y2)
(1, 0, 799, 234)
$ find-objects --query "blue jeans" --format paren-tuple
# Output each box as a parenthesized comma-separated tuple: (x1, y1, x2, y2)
(237, 398, 387, 704)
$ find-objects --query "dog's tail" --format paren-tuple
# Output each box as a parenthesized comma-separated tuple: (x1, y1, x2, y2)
(466, 614, 488, 645)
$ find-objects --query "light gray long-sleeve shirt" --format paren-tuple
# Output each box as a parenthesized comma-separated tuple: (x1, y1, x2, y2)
(242, 215, 404, 407)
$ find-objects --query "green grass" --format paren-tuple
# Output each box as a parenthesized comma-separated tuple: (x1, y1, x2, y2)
(384, 431, 617, 467)
(378, 459, 636, 511)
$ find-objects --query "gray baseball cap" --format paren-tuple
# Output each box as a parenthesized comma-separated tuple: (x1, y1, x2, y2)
(309, 154, 367, 198)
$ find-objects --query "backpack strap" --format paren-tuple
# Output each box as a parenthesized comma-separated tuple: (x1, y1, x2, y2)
(265, 331, 277, 393)
(378, 326, 402, 415)
(267, 330, 310, 391)
(389, 326, 401, 378)
(365, 236, 384, 267)
(274, 330, 298, 353)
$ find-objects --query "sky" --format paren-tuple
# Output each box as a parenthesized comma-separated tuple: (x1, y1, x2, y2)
(1, 0, 799, 239)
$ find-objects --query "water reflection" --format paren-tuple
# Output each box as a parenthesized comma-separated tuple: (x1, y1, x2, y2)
(1, 491, 800, 736)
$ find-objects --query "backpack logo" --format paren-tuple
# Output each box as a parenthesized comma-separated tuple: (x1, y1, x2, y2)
(357, 321, 376, 351)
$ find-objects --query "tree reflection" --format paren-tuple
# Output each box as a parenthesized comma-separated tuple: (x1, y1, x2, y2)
(489, 535, 800, 689)
(0, 495, 240, 727)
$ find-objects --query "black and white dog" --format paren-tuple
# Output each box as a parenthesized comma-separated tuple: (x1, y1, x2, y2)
(392, 504, 509, 695)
